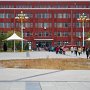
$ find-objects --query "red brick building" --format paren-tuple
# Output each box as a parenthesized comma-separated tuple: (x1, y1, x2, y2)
(0, 0, 90, 50)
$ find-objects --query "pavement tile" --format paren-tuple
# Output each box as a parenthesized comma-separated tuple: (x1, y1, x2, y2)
(0, 82, 11, 90)
(67, 82, 90, 90)
(40, 82, 57, 90)
(26, 82, 41, 90)
(10, 82, 25, 90)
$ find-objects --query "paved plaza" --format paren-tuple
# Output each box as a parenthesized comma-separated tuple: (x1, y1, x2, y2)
(0, 68, 90, 90)
(0, 51, 87, 60)
(0, 51, 90, 90)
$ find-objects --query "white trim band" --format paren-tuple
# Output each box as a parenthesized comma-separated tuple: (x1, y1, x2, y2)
(34, 39, 53, 40)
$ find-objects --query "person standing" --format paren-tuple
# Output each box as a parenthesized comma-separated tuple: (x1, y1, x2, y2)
(86, 47, 90, 59)
(59, 46, 63, 54)
(70, 46, 74, 54)
(78, 47, 82, 56)
(74, 47, 78, 56)
(3, 42, 7, 52)
(55, 46, 59, 54)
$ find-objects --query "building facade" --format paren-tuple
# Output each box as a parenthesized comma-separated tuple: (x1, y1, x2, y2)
(0, 0, 90, 50)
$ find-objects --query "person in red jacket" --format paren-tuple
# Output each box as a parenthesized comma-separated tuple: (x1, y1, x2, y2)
(55, 46, 59, 54)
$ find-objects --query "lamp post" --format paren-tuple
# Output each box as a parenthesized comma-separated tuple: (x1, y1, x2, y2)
(77, 13, 89, 47)
(15, 11, 29, 51)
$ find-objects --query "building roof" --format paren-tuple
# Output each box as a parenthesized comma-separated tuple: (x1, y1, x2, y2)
(1, 0, 90, 1)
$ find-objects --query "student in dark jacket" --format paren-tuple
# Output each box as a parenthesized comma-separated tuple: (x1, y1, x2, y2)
(3, 43, 7, 52)
(86, 47, 90, 59)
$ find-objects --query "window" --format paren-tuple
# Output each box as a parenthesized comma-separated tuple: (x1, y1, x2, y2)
(35, 32, 38, 36)
(35, 13, 51, 18)
(43, 13, 48, 18)
(63, 13, 69, 18)
(25, 23, 33, 28)
(76, 5, 80, 8)
(16, 4, 32, 8)
(76, 22, 81, 28)
(57, 5, 61, 8)
(57, 32, 62, 37)
(88, 5, 90, 8)
(26, 13, 33, 18)
(54, 23, 63, 28)
(54, 32, 57, 36)
(6, 23, 11, 28)
(16, 23, 21, 28)
(35, 23, 51, 28)
(63, 23, 69, 28)
(62, 5, 68, 8)
(57, 41, 62, 46)
(0, 23, 4, 28)
(5, 13, 14, 18)
(11, 23, 14, 28)
(39, 32, 43, 36)
(76, 32, 81, 37)
(11, 5, 14, 8)
(34, 5, 40, 8)
(34, 4, 51, 8)
(5, 5, 9, 8)
(35, 13, 42, 18)
(63, 32, 69, 37)
(27, 32, 32, 36)
(82, 5, 86, 8)
(75, 13, 80, 18)
(35, 23, 43, 28)
(16, 5, 22, 8)
(54, 13, 62, 18)
(0, 5, 4, 8)
(24, 32, 32, 37)
(0, 13, 4, 18)
(55, 23, 70, 28)
(76, 41, 81, 46)
(43, 32, 49, 36)
(11, 14, 14, 18)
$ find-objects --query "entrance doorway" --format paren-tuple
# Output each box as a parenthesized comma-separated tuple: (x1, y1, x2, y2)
(36, 41, 51, 50)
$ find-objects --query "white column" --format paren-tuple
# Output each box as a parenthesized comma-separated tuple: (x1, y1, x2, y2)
(82, 22, 85, 47)
(14, 40, 15, 52)
(21, 22, 23, 51)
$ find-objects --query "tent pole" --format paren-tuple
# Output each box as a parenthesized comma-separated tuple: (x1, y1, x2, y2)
(14, 40, 15, 52)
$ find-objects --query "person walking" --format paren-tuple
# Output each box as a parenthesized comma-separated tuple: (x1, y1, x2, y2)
(70, 46, 74, 54)
(86, 47, 90, 59)
(78, 47, 82, 56)
(59, 46, 63, 54)
(74, 47, 78, 56)
(55, 46, 59, 54)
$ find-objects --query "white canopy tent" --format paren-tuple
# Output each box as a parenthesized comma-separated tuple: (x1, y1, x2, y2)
(5, 32, 25, 52)
(86, 38, 90, 41)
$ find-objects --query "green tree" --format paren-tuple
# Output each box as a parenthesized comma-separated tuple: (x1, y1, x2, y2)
(86, 32, 90, 46)
(7, 30, 21, 37)
(0, 31, 7, 51)
(87, 32, 90, 38)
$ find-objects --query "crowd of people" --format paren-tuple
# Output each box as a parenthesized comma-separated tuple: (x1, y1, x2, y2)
(55, 45, 90, 59)
(70, 46, 90, 59)
(55, 46, 67, 55)
(1, 42, 90, 59)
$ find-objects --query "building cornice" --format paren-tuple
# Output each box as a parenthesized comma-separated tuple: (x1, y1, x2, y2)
(0, 8, 90, 10)
(1, 0, 90, 1)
